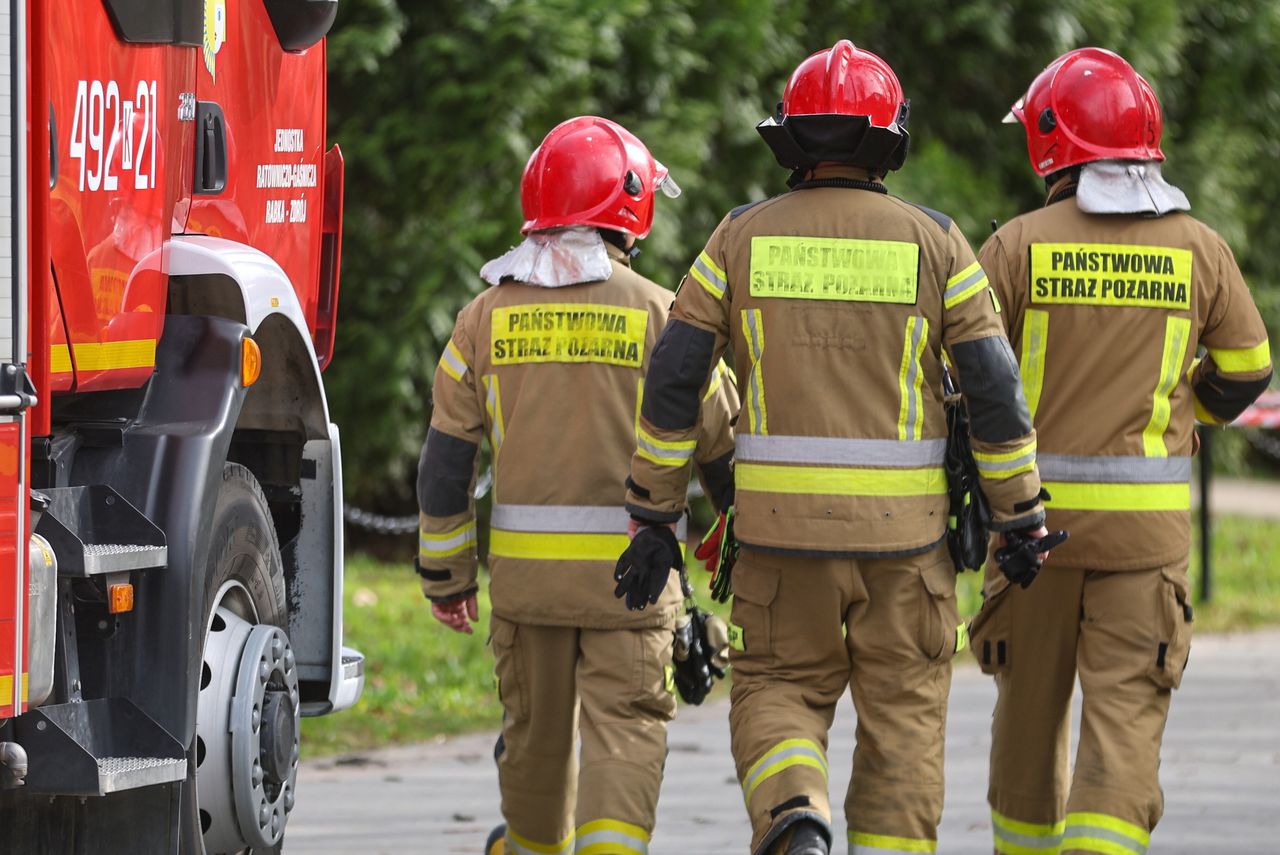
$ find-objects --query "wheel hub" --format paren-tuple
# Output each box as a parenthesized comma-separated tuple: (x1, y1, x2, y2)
(197, 605, 300, 854)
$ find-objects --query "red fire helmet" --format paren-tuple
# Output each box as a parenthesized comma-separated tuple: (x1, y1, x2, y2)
(782, 39, 906, 128)
(1007, 47, 1165, 177)
(520, 116, 679, 238)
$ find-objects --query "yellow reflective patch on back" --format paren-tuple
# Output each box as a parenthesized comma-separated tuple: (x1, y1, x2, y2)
(749, 236, 919, 303)
(1030, 243, 1192, 309)
(491, 303, 648, 368)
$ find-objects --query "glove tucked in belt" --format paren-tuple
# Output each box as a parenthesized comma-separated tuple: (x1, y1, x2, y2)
(614, 524, 682, 611)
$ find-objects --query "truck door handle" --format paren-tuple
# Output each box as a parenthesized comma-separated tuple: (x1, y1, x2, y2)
(194, 101, 227, 195)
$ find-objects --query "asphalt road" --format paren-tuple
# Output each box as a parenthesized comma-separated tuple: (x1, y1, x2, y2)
(287, 630, 1280, 854)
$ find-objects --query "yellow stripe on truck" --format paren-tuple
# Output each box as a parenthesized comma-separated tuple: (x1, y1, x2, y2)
(52, 340, 157, 372)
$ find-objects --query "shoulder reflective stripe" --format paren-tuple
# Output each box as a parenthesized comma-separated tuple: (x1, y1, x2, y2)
(742, 309, 768, 435)
(736, 435, 946, 467)
(439, 338, 468, 382)
(736, 463, 946, 497)
(1038, 454, 1191, 483)
(690, 251, 728, 300)
(1209, 339, 1272, 374)
(1020, 310, 1049, 421)
(1063, 812, 1149, 854)
(742, 738, 827, 802)
(1042, 480, 1190, 511)
(991, 810, 1065, 852)
(483, 375, 506, 459)
(576, 819, 650, 855)
(506, 827, 575, 855)
(944, 261, 989, 309)
(419, 520, 477, 559)
(636, 425, 697, 468)
(897, 317, 929, 441)
(1142, 316, 1191, 457)
(973, 439, 1037, 479)
(847, 830, 937, 853)
(491, 504, 687, 539)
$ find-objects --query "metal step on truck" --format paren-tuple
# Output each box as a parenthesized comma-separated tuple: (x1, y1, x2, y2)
(0, 1, 364, 852)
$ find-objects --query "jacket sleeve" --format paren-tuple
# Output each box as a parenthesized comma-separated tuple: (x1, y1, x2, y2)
(1191, 238, 1273, 424)
(627, 218, 734, 523)
(943, 223, 1045, 532)
(692, 359, 738, 513)
(416, 304, 484, 602)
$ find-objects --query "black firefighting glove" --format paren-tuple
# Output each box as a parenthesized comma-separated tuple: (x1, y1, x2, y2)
(672, 605, 730, 705)
(995, 529, 1069, 588)
(614, 524, 682, 611)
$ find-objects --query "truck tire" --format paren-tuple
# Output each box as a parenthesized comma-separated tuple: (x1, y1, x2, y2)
(184, 463, 297, 855)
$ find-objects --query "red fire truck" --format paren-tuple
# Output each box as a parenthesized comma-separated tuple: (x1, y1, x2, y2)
(0, 1, 363, 852)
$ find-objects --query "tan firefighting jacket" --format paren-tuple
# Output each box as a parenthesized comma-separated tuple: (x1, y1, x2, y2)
(418, 243, 738, 628)
(627, 165, 1044, 557)
(981, 177, 1272, 570)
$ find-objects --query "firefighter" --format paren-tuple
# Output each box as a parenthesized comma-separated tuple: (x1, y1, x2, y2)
(416, 115, 737, 855)
(618, 41, 1048, 855)
(972, 48, 1273, 854)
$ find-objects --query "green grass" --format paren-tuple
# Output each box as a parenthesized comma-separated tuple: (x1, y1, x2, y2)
(304, 514, 1280, 756)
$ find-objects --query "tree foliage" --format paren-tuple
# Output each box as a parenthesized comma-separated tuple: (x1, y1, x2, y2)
(325, 0, 1280, 510)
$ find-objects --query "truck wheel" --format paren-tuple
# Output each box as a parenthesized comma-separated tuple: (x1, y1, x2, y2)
(191, 463, 297, 855)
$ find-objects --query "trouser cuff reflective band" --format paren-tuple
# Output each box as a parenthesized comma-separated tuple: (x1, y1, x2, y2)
(742, 738, 828, 802)
(847, 830, 937, 854)
(575, 819, 650, 855)
(506, 827, 574, 855)
(991, 809, 1065, 853)
(1062, 812, 1149, 855)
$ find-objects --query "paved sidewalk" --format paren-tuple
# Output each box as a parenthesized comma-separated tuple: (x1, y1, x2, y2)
(287, 630, 1280, 854)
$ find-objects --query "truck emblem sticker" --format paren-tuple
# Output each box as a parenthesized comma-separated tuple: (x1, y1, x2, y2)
(203, 0, 227, 81)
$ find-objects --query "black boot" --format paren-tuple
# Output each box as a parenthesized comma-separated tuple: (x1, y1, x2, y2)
(771, 819, 829, 855)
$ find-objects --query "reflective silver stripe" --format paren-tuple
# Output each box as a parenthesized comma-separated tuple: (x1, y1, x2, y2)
(976, 449, 1037, 472)
(491, 504, 687, 539)
(1038, 454, 1192, 483)
(993, 825, 1063, 850)
(903, 318, 925, 440)
(1063, 824, 1148, 854)
(486, 378, 504, 453)
(419, 524, 476, 555)
(944, 265, 987, 304)
(742, 743, 826, 796)
(736, 435, 946, 467)
(692, 255, 727, 297)
(506, 835, 573, 855)
(576, 829, 648, 854)
(636, 432, 695, 464)
(744, 309, 766, 432)
(848, 845, 932, 855)
(441, 341, 467, 379)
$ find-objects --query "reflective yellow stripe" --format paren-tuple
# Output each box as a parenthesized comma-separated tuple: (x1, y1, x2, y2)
(636, 425, 697, 468)
(419, 521, 477, 559)
(742, 738, 827, 802)
(634, 377, 644, 439)
(944, 261, 989, 309)
(483, 375, 505, 459)
(1193, 393, 1227, 425)
(896, 317, 928, 441)
(1064, 813, 1149, 846)
(992, 810, 1066, 838)
(699, 251, 726, 281)
(1042, 480, 1190, 511)
(575, 819, 650, 855)
(1209, 339, 1271, 374)
(736, 463, 946, 497)
(742, 309, 768, 435)
(439, 338, 468, 382)
(506, 826, 574, 855)
(703, 358, 729, 401)
(1142, 316, 1191, 457)
(973, 440, 1037, 463)
(955, 623, 969, 654)
(0, 673, 29, 705)
(1020, 310, 1049, 421)
(991, 809, 1065, 854)
(52, 340, 157, 373)
(973, 439, 1037, 480)
(489, 530, 687, 562)
(1058, 839, 1139, 855)
(848, 830, 937, 853)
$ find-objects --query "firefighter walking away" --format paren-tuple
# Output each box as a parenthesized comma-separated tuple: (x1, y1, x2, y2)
(415, 116, 737, 855)
(971, 47, 1272, 854)
(622, 41, 1054, 855)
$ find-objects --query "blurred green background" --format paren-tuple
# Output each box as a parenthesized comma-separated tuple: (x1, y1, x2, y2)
(324, 0, 1280, 514)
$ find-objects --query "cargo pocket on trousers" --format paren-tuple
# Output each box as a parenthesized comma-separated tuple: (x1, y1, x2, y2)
(727, 558, 780, 661)
(1148, 568, 1193, 690)
(968, 573, 1013, 675)
(919, 556, 962, 662)
(490, 617, 528, 722)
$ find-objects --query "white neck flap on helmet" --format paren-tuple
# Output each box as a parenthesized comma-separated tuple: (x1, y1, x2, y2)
(480, 227, 614, 288)
(1077, 160, 1190, 216)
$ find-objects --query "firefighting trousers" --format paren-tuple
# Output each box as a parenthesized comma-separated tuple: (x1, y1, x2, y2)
(727, 543, 963, 855)
(969, 559, 1193, 855)
(490, 615, 676, 855)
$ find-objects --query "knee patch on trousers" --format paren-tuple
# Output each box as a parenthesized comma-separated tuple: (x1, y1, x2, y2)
(969, 574, 1013, 675)
(1147, 568, 1193, 690)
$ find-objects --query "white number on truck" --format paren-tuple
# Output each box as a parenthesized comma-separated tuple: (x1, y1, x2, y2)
(68, 79, 159, 193)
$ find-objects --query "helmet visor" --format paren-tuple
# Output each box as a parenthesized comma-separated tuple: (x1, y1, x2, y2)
(1003, 98, 1025, 125)
(655, 163, 682, 198)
